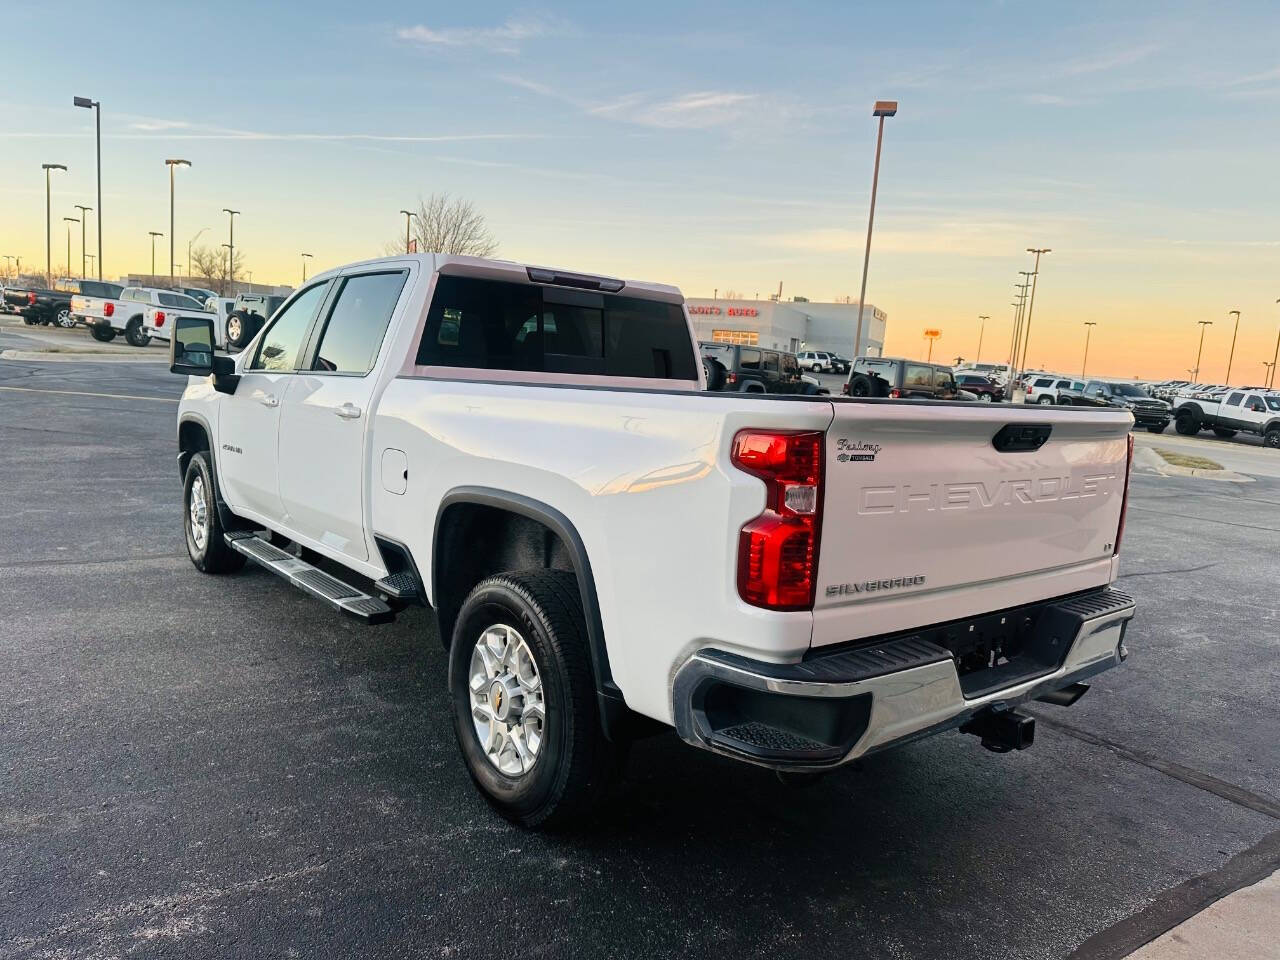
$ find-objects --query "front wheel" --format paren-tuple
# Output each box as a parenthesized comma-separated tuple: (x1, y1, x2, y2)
(183, 451, 246, 574)
(1038, 395, 1054, 405)
(449, 571, 623, 829)
(978, 393, 993, 402)
(125, 317, 150, 347)
(1265, 429, 1280, 450)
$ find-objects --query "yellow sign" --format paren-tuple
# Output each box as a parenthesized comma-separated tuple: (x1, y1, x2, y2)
(923, 328, 941, 339)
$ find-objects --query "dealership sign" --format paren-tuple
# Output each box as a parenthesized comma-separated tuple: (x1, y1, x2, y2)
(690, 305, 760, 317)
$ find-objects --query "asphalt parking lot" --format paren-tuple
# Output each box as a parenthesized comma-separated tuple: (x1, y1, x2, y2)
(2, 318, 1278, 959)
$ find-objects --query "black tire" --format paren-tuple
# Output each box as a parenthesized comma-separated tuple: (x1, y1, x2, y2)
(226, 311, 259, 349)
(847, 373, 880, 397)
(90, 325, 116, 343)
(703, 359, 725, 391)
(1147, 424, 1166, 433)
(124, 316, 150, 347)
(1037, 395, 1054, 404)
(449, 570, 622, 830)
(1265, 428, 1280, 450)
(1174, 411, 1199, 435)
(22, 315, 38, 325)
(1212, 427, 1237, 439)
(182, 451, 245, 575)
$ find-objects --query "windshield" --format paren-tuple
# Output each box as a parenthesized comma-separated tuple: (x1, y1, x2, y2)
(1110, 383, 1147, 397)
(1268, 397, 1280, 411)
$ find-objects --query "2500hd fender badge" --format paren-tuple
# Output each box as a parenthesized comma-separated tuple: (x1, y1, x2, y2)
(826, 575, 926, 597)
(221, 443, 242, 455)
(835, 438, 881, 463)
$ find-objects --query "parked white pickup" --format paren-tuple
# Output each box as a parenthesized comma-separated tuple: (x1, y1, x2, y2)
(166, 253, 1139, 828)
(1173, 390, 1280, 446)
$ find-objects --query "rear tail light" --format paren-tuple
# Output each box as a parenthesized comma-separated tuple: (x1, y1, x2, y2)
(27, 291, 36, 306)
(103, 302, 114, 317)
(726, 372, 738, 385)
(841, 382, 850, 395)
(1113, 433, 1135, 555)
(153, 311, 165, 327)
(731, 430, 824, 610)
(889, 387, 901, 398)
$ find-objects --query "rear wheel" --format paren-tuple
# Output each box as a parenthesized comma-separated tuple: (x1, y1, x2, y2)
(124, 317, 150, 347)
(978, 393, 992, 402)
(54, 306, 75, 328)
(1038, 395, 1054, 405)
(847, 374, 879, 397)
(1175, 411, 1199, 435)
(449, 571, 623, 829)
(1147, 424, 1167, 433)
(1212, 427, 1237, 439)
(90, 325, 116, 343)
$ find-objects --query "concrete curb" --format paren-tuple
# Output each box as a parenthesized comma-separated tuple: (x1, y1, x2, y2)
(1132, 446, 1253, 483)
(1, 349, 166, 363)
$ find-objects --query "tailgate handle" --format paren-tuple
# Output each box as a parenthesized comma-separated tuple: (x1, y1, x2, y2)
(992, 423, 1052, 452)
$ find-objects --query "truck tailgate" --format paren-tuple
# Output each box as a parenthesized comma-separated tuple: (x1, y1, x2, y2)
(813, 401, 1133, 648)
(72, 295, 104, 319)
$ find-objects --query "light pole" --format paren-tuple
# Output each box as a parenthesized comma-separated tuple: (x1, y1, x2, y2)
(221, 243, 233, 295)
(85, 253, 94, 275)
(301, 252, 313, 283)
(976, 315, 989, 363)
(148, 231, 164, 277)
(165, 159, 191, 281)
(41, 163, 67, 280)
(1082, 322, 1097, 377)
(1264, 361, 1275, 386)
(1223, 309, 1241, 385)
(1269, 299, 1280, 390)
(1009, 279, 1031, 389)
(400, 209, 418, 254)
(2, 255, 14, 278)
(73, 97, 102, 279)
(188, 227, 209, 278)
(853, 100, 897, 360)
(74, 205, 92, 277)
(223, 209, 240, 292)
(62, 217, 79, 276)
(1192, 320, 1213, 382)
(1017, 248, 1051, 380)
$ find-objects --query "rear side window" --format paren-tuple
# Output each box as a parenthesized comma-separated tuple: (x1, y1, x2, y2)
(904, 364, 931, 387)
(311, 271, 407, 374)
(933, 368, 953, 389)
(738, 348, 761, 370)
(417, 275, 696, 380)
(1034, 378, 1053, 387)
(762, 352, 780, 373)
(1226, 392, 1243, 406)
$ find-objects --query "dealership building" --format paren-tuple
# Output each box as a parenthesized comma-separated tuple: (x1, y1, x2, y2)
(685, 298, 887, 357)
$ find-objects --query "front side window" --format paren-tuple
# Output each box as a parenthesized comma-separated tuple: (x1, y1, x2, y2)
(1246, 394, 1266, 411)
(311, 272, 407, 374)
(250, 282, 329, 372)
(416, 275, 696, 380)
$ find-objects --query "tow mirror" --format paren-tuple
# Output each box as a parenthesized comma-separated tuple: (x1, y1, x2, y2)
(170, 315, 238, 394)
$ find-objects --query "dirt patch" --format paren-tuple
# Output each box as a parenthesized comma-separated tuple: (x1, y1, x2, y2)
(1154, 448, 1223, 471)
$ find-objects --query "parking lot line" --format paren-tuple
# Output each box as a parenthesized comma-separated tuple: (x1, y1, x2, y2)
(0, 385, 178, 404)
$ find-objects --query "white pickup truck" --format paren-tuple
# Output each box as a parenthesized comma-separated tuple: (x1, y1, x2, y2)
(166, 253, 1138, 828)
(1173, 389, 1280, 446)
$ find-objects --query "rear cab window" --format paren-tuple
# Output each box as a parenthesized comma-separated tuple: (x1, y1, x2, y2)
(417, 275, 697, 381)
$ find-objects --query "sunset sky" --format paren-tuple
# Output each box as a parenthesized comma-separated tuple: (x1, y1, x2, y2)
(3, 0, 1279, 382)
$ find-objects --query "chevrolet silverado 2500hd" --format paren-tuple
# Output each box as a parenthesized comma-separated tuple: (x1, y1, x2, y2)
(167, 253, 1138, 828)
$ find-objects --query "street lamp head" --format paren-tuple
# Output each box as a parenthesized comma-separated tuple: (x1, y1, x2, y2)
(221, 243, 232, 249)
(223, 208, 240, 216)
(872, 100, 898, 117)
(73, 96, 96, 109)
(400, 209, 417, 218)
(301, 252, 313, 258)
(63, 217, 79, 223)
(165, 158, 192, 168)
(149, 231, 164, 238)
(1027, 247, 1051, 254)
(42, 163, 67, 172)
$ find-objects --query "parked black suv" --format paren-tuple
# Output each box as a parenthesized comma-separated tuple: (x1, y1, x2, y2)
(843, 356, 962, 399)
(700, 342, 826, 394)
(1064, 380, 1172, 432)
(225, 293, 288, 350)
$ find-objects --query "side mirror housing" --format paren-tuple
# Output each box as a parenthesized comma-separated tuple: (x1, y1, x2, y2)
(169, 315, 238, 394)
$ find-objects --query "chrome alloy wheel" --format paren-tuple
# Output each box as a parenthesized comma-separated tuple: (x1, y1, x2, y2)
(468, 624, 545, 777)
(188, 474, 209, 551)
(227, 315, 242, 344)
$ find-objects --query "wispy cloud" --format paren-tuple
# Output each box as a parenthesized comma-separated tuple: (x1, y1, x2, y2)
(497, 74, 767, 130)
(1059, 42, 1162, 76)
(1022, 93, 1078, 106)
(396, 17, 574, 55)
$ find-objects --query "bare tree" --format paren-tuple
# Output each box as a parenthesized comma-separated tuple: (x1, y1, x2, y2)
(388, 193, 498, 257)
(721, 289, 745, 301)
(190, 245, 247, 296)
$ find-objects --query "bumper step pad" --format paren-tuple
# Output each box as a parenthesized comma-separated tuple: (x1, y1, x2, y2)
(225, 532, 394, 625)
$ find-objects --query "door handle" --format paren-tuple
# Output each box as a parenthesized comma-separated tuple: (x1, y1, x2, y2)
(335, 402, 362, 420)
(258, 393, 279, 408)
